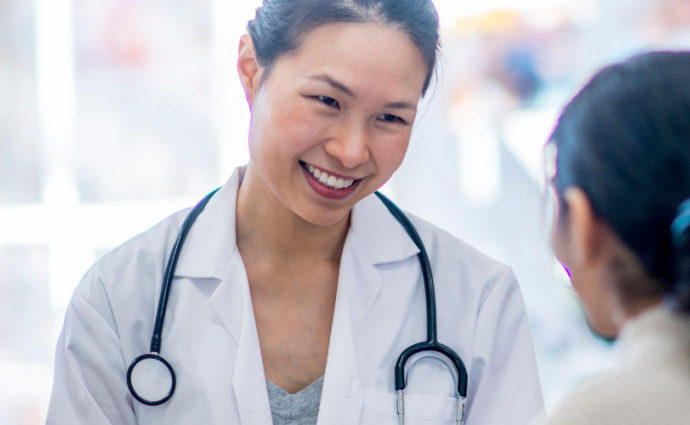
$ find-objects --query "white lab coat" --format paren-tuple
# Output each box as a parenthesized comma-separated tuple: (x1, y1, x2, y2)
(47, 168, 543, 425)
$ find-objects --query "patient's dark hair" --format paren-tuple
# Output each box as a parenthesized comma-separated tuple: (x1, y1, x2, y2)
(551, 51, 690, 313)
(247, 0, 440, 96)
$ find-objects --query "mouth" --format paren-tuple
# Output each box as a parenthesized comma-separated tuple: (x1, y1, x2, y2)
(299, 161, 363, 200)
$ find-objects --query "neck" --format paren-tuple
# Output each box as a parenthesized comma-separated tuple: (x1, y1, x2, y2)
(236, 164, 350, 267)
(621, 298, 663, 323)
(609, 296, 664, 337)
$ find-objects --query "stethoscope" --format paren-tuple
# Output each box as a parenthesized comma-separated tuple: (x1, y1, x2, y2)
(126, 189, 468, 424)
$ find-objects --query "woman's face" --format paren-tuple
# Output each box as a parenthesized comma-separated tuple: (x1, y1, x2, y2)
(241, 23, 428, 226)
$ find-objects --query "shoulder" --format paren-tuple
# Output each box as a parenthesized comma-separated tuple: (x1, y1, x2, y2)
(543, 372, 629, 425)
(406, 212, 508, 271)
(404, 210, 514, 294)
(72, 208, 191, 318)
(543, 364, 690, 425)
(97, 209, 188, 278)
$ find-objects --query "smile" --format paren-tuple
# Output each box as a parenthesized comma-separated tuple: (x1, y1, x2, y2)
(300, 161, 357, 190)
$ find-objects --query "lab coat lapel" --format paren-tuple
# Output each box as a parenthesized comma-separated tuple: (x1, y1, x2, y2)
(228, 252, 273, 425)
(210, 248, 271, 425)
(184, 167, 245, 345)
(200, 247, 275, 425)
(347, 194, 420, 333)
(317, 231, 366, 425)
(318, 194, 421, 424)
(210, 184, 271, 424)
(180, 168, 271, 425)
(208, 249, 245, 346)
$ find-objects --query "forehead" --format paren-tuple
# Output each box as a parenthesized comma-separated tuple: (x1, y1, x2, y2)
(273, 22, 428, 99)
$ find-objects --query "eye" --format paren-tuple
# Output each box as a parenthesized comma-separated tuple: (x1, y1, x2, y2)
(379, 114, 405, 124)
(317, 96, 339, 108)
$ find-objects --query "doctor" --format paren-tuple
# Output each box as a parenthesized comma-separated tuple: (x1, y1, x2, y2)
(47, 0, 543, 424)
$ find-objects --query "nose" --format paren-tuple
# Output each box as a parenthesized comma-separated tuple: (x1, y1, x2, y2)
(323, 121, 371, 169)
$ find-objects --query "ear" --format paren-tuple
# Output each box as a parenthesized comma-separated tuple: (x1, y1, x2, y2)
(237, 34, 263, 106)
(563, 187, 602, 266)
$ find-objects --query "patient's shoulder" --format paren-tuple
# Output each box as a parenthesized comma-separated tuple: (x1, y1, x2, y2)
(542, 362, 690, 425)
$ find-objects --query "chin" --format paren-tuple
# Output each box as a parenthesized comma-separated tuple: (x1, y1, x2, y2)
(298, 205, 351, 227)
(290, 187, 368, 227)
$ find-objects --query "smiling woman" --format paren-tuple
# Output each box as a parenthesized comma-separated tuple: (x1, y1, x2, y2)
(46, 1, 544, 425)
(238, 21, 426, 225)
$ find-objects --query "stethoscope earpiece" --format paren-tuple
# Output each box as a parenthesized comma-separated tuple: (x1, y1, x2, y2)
(127, 353, 176, 406)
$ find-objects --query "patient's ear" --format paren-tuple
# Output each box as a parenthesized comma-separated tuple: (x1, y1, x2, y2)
(557, 187, 620, 337)
(561, 187, 606, 267)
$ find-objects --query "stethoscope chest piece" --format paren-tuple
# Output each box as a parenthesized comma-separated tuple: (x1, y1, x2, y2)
(127, 353, 176, 405)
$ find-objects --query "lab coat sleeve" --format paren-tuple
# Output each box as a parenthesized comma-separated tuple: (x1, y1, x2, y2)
(465, 267, 544, 425)
(46, 275, 138, 425)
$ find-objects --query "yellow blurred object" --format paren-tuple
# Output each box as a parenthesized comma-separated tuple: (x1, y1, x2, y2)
(450, 11, 520, 35)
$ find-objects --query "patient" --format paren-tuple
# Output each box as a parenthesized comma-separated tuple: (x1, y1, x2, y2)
(545, 51, 690, 425)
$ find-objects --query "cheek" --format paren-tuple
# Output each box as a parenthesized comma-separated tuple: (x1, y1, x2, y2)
(372, 133, 410, 180)
(552, 222, 570, 268)
(553, 225, 593, 309)
(572, 272, 618, 337)
(551, 213, 618, 336)
(250, 94, 323, 167)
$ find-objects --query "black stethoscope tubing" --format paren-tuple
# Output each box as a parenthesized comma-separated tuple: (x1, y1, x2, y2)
(150, 187, 221, 355)
(127, 188, 219, 406)
(127, 188, 468, 408)
(374, 192, 468, 398)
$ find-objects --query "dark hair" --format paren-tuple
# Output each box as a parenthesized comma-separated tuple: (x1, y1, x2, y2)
(247, 0, 440, 96)
(550, 51, 690, 313)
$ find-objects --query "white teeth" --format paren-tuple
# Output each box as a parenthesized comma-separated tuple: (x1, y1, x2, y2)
(304, 163, 357, 190)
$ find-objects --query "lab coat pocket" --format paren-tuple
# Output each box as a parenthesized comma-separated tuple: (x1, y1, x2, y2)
(361, 389, 458, 425)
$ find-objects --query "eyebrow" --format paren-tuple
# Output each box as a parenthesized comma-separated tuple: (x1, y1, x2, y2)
(309, 74, 356, 98)
(383, 101, 417, 110)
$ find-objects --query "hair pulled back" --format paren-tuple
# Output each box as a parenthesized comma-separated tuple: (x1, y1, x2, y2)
(247, 0, 440, 96)
(551, 51, 690, 313)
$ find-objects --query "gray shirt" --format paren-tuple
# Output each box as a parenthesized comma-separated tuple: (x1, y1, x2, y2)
(266, 377, 324, 425)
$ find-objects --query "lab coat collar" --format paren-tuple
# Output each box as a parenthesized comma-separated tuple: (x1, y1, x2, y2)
(171, 168, 420, 424)
(172, 169, 241, 280)
(175, 168, 420, 280)
(349, 192, 421, 265)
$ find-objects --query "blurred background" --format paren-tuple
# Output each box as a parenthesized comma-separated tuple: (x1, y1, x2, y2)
(0, 0, 688, 423)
